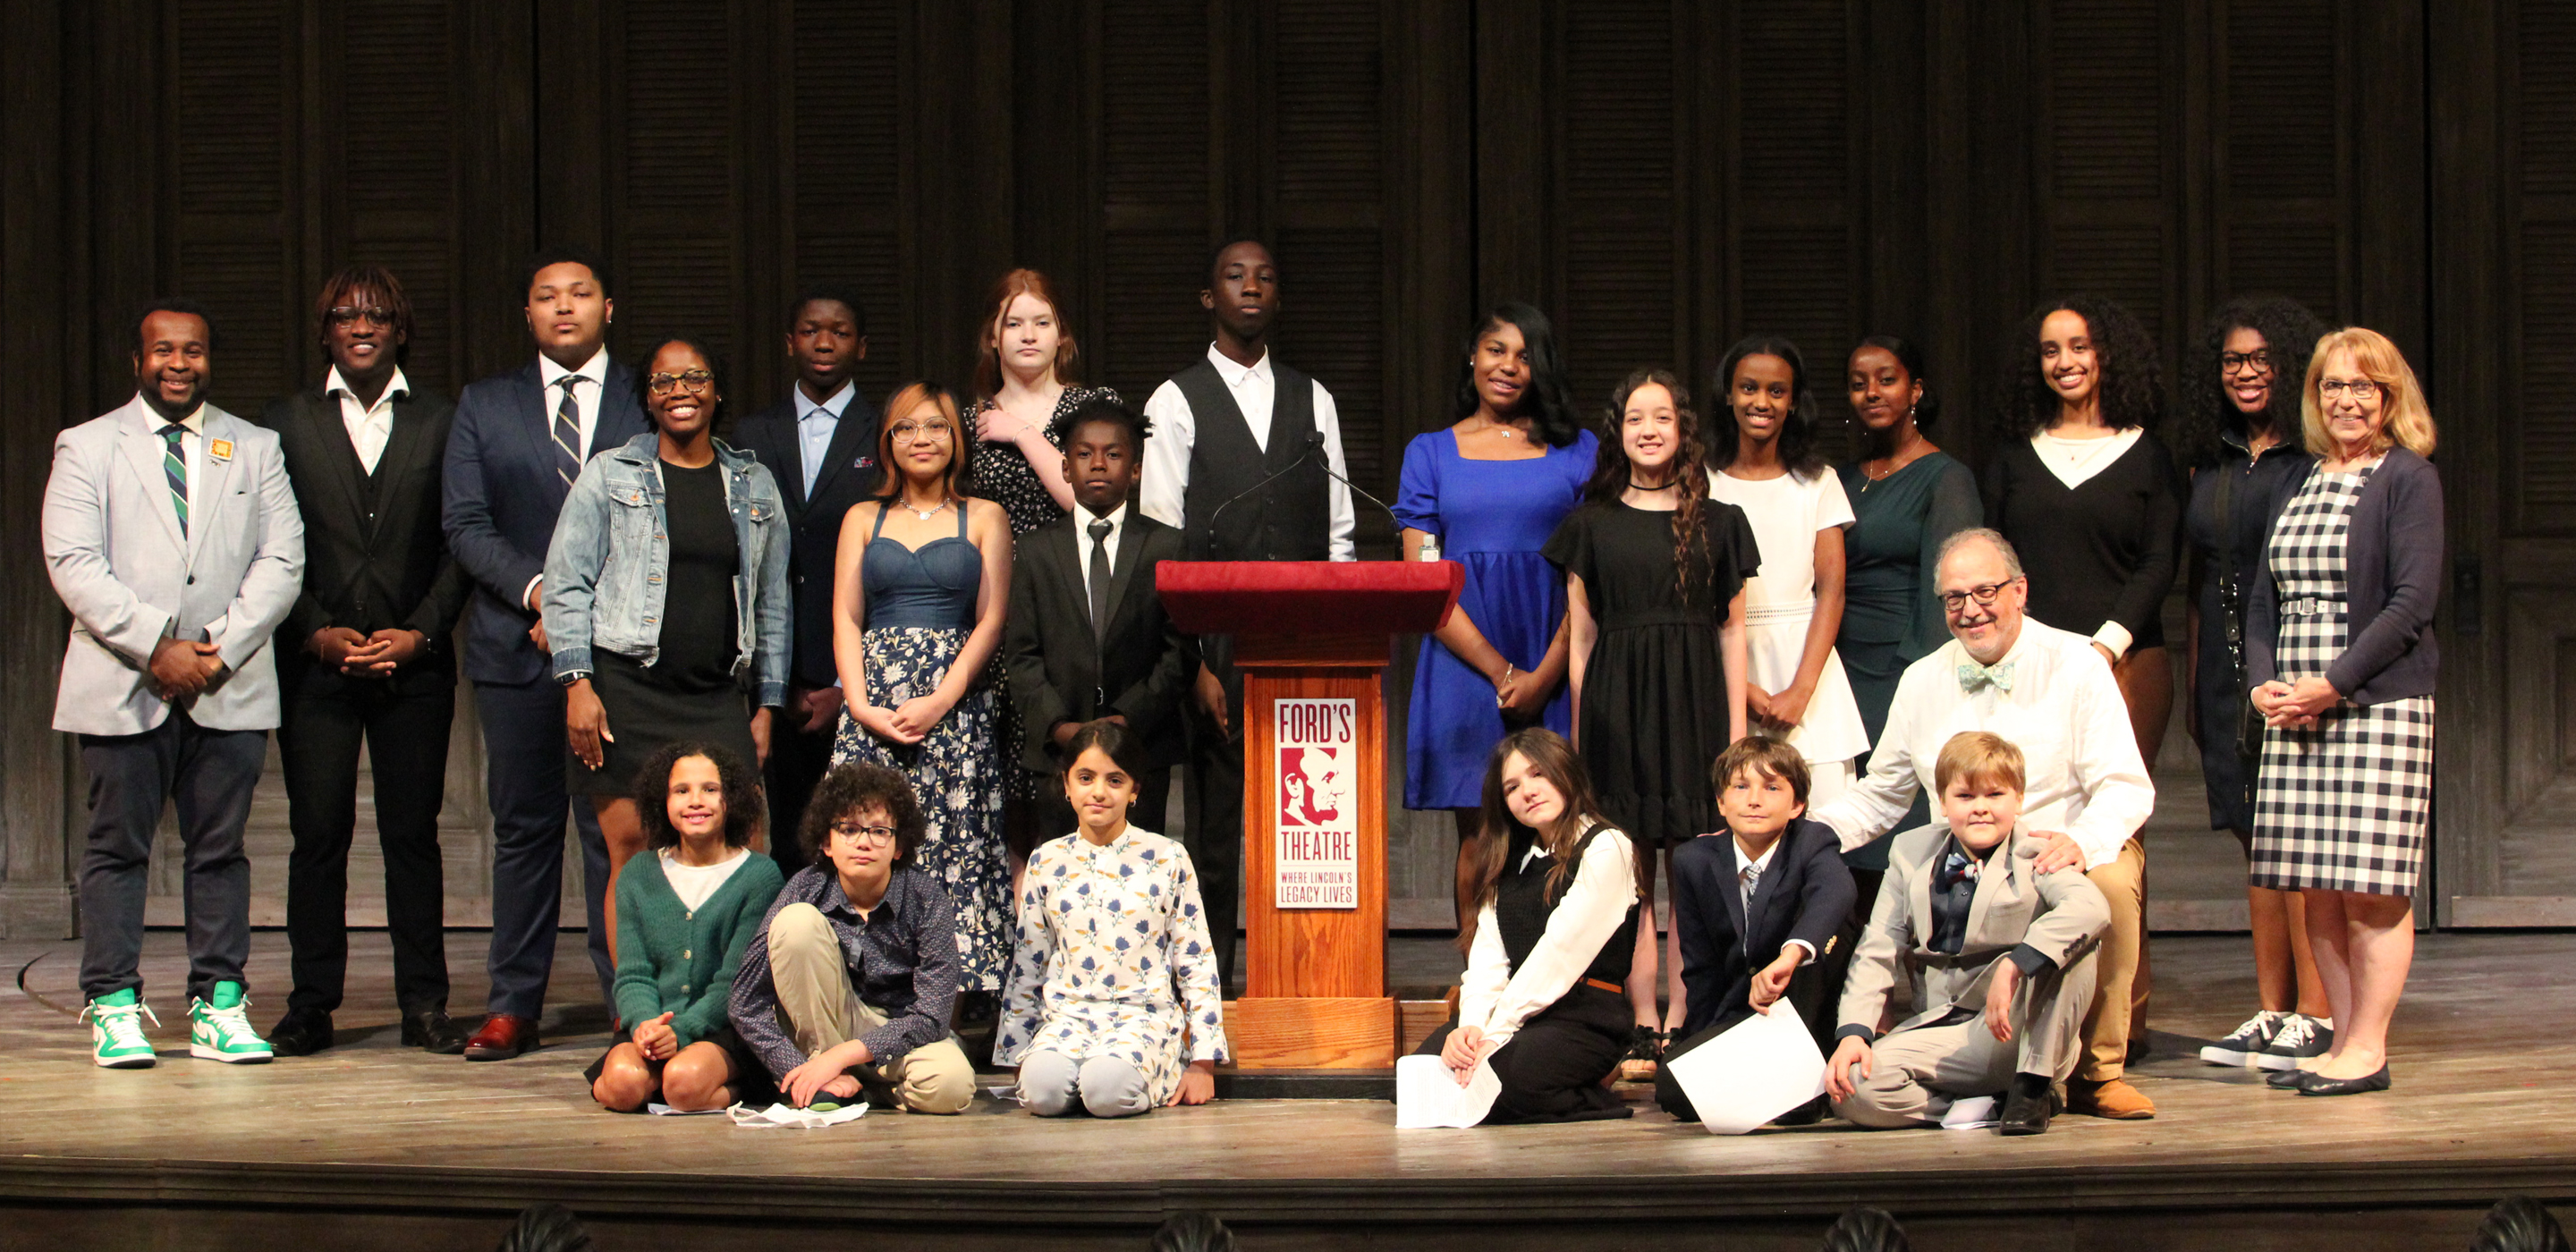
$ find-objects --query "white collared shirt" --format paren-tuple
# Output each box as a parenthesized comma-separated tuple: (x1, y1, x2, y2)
(1137, 343, 1357, 561)
(1073, 499, 1130, 594)
(1809, 618, 2154, 871)
(537, 345, 611, 460)
(326, 365, 409, 474)
(1455, 828, 1639, 1049)
(794, 380, 855, 496)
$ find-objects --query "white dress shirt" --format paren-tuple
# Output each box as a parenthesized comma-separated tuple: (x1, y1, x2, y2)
(1074, 499, 1130, 590)
(155, 403, 208, 525)
(1809, 618, 2154, 872)
(794, 380, 854, 496)
(2032, 427, 2148, 659)
(326, 365, 409, 474)
(1138, 344, 1356, 561)
(537, 345, 611, 458)
(1456, 828, 1638, 1048)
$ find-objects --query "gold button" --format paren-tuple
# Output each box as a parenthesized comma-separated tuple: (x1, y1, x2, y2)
(683, 949, 692, 959)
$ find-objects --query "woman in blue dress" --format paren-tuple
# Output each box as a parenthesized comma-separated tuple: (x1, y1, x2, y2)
(1395, 303, 1595, 927)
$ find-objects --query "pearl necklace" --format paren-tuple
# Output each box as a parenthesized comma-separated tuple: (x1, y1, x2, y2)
(905, 498, 948, 521)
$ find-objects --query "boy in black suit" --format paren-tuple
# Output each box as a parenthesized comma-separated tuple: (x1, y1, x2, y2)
(1003, 395, 1191, 836)
(1655, 737, 1857, 1122)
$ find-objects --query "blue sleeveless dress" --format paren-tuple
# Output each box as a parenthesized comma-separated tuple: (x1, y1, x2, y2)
(832, 501, 1010, 990)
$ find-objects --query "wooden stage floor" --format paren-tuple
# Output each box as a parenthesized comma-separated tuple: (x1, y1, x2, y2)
(3, 929, 2572, 1250)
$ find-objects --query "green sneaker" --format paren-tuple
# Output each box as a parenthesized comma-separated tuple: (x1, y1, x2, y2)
(188, 982, 273, 1064)
(81, 988, 160, 1069)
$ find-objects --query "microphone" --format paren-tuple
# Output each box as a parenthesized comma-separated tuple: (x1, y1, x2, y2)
(1302, 429, 1404, 544)
(1199, 433, 1326, 555)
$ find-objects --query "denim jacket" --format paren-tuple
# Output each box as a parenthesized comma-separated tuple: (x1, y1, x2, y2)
(543, 432, 791, 707)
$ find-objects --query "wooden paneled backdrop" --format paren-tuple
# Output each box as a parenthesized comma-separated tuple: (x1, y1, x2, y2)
(0, 0, 2548, 938)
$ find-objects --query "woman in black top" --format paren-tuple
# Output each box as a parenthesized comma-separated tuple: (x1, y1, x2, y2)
(546, 337, 790, 963)
(1983, 296, 2183, 770)
(2176, 297, 2332, 1070)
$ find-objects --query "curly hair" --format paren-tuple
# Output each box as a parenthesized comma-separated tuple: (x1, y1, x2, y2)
(2173, 295, 2328, 469)
(798, 761, 928, 865)
(1710, 334, 1825, 478)
(312, 265, 416, 361)
(1848, 334, 1941, 432)
(1997, 295, 2164, 441)
(1452, 302, 1585, 448)
(632, 336, 729, 432)
(1587, 369, 1712, 607)
(1047, 391, 1152, 449)
(631, 741, 763, 852)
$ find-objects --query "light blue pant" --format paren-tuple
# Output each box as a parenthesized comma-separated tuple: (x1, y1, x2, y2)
(1019, 1051, 1151, 1118)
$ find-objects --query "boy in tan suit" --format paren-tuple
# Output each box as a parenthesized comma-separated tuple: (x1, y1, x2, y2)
(1825, 732, 2109, 1136)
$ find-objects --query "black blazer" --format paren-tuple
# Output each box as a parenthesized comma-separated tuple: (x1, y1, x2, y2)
(441, 360, 650, 686)
(731, 391, 882, 689)
(257, 382, 471, 692)
(1668, 816, 1856, 1041)
(2248, 446, 2444, 704)
(1003, 505, 1194, 774)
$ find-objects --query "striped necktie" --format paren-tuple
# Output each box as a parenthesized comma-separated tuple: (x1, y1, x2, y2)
(159, 422, 188, 537)
(552, 376, 585, 486)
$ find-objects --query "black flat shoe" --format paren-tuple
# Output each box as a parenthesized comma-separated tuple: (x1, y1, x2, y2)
(266, 1009, 334, 1057)
(2266, 1066, 2312, 1089)
(401, 1006, 470, 1054)
(2295, 1065, 2391, 1096)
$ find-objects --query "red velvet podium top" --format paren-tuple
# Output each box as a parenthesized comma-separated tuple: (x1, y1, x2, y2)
(1157, 561, 1462, 639)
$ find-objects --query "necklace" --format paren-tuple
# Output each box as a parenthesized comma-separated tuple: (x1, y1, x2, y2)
(905, 497, 948, 521)
(1474, 419, 1526, 440)
(1627, 479, 1677, 491)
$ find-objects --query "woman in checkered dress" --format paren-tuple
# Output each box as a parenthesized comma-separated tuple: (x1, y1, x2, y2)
(2246, 327, 2443, 1097)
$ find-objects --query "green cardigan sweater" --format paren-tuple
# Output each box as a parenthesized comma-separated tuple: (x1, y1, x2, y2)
(612, 849, 787, 1046)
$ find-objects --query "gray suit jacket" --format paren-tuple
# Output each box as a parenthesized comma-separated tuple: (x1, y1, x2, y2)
(43, 396, 305, 734)
(1836, 824, 2108, 1037)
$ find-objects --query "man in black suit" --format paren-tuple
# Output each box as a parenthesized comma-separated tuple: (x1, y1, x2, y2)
(258, 266, 472, 1057)
(1004, 395, 1191, 833)
(730, 288, 879, 870)
(1656, 737, 1858, 1123)
(442, 248, 648, 1060)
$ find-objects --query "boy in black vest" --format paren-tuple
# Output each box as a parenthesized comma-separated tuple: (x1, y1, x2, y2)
(1137, 240, 1356, 986)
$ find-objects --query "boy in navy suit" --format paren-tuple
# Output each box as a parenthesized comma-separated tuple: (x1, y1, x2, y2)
(1655, 737, 1856, 1122)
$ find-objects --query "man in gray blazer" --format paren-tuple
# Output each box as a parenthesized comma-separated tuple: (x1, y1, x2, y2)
(42, 300, 305, 1069)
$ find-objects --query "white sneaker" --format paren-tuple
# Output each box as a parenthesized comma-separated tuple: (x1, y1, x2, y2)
(2199, 1009, 2284, 1067)
(82, 992, 160, 1069)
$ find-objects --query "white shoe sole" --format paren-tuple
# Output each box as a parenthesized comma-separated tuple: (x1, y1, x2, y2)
(190, 1042, 273, 1063)
(2199, 1044, 2264, 1067)
(94, 1053, 157, 1069)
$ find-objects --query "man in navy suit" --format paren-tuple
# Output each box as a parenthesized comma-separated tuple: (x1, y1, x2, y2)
(1656, 737, 1857, 1123)
(730, 287, 879, 871)
(442, 248, 648, 1060)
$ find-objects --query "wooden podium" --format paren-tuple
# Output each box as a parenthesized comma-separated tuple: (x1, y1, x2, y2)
(1159, 560, 1462, 1070)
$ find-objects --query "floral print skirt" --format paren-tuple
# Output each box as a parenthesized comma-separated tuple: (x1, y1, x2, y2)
(832, 624, 1011, 990)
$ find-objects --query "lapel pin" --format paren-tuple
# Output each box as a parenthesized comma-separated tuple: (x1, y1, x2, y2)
(209, 438, 234, 461)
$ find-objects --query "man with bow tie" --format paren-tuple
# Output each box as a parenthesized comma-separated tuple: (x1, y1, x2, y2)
(1809, 528, 2156, 1121)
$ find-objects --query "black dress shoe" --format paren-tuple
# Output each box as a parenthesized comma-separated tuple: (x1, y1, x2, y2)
(1998, 1072, 2058, 1136)
(2295, 1064, 2391, 1096)
(401, 1006, 470, 1054)
(266, 1009, 335, 1057)
(1772, 1095, 1829, 1127)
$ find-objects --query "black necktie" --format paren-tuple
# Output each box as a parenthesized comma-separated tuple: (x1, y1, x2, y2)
(1087, 517, 1114, 641)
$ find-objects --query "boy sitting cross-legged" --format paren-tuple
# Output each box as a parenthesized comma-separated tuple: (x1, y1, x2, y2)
(1825, 731, 2109, 1136)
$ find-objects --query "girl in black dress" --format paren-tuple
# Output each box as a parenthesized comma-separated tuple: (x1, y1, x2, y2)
(547, 337, 791, 965)
(1545, 368, 1757, 1062)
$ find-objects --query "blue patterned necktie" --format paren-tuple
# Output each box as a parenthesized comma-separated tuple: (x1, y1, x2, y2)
(552, 376, 585, 486)
(1955, 658, 2015, 694)
(159, 422, 188, 537)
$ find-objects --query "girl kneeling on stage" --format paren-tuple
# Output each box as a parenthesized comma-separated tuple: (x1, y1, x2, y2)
(588, 743, 787, 1112)
(997, 721, 1229, 1116)
(1419, 726, 1651, 1123)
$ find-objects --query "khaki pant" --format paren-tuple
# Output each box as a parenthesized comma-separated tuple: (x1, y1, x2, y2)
(2079, 835, 2150, 1081)
(767, 902, 976, 1114)
(1834, 943, 2098, 1129)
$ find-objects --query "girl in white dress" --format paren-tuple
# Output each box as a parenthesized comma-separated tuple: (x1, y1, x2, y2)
(1707, 336, 1871, 807)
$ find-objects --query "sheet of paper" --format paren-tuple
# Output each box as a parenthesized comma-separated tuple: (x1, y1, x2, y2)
(1663, 1005, 1829, 1135)
(1941, 1096, 1999, 1129)
(645, 1103, 731, 1116)
(1395, 1053, 1503, 1129)
(725, 1101, 869, 1129)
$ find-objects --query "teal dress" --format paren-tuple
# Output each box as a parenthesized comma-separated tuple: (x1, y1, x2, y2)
(1833, 452, 1979, 868)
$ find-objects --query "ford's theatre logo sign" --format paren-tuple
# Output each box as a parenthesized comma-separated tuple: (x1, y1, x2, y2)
(1275, 698, 1359, 909)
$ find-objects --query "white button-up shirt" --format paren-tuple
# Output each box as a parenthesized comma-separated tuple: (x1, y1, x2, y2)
(1809, 618, 2154, 871)
(537, 345, 610, 458)
(1456, 830, 1638, 1048)
(326, 365, 408, 474)
(794, 380, 854, 496)
(1073, 499, 1130, 594)
(1138, 344, 1357, 561)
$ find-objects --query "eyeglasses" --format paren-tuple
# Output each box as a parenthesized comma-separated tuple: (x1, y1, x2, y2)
(889, 419, 955, 444)
(829, 822, 897, 846)
(327, 306, 394, 327)
(1940, 580, 2017, 613)
(2318, 378, 2384, 401)
(2218, 351, 2272, 375)
(648, 369, 716, 394)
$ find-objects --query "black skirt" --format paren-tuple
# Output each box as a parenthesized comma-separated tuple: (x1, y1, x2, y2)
(570, 651, 759, 799)
(583, 1020, 778, 1104)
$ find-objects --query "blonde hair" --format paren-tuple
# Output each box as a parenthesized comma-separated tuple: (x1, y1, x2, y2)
(1933, 731, 2027, 797)
(2301, 326, 2436, 459)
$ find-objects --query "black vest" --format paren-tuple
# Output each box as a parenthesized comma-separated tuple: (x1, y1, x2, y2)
(1174, 357, 1329, 561)
(1496, 825, 1639, 1020)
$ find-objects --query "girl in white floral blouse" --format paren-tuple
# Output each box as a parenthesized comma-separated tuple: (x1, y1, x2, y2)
(997, 721, 1227, 1115)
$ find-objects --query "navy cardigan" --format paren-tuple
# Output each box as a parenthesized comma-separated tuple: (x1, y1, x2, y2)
(2246, 446, 2442, 704)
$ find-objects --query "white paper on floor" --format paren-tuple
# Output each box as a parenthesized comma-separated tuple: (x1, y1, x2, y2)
(1941, 1096, 2000, 1129)
(726, 1101, 869, 1129)
(644, 1104, 729, 1116)
(1395, 1053, 1503, 1129)
(1662, 1005, 1829, 1135)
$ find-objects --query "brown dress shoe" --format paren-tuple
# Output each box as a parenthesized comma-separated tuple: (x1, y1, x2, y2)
(2067, 1076, 2157, 1120)
(463, 1013, 540, 1061)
